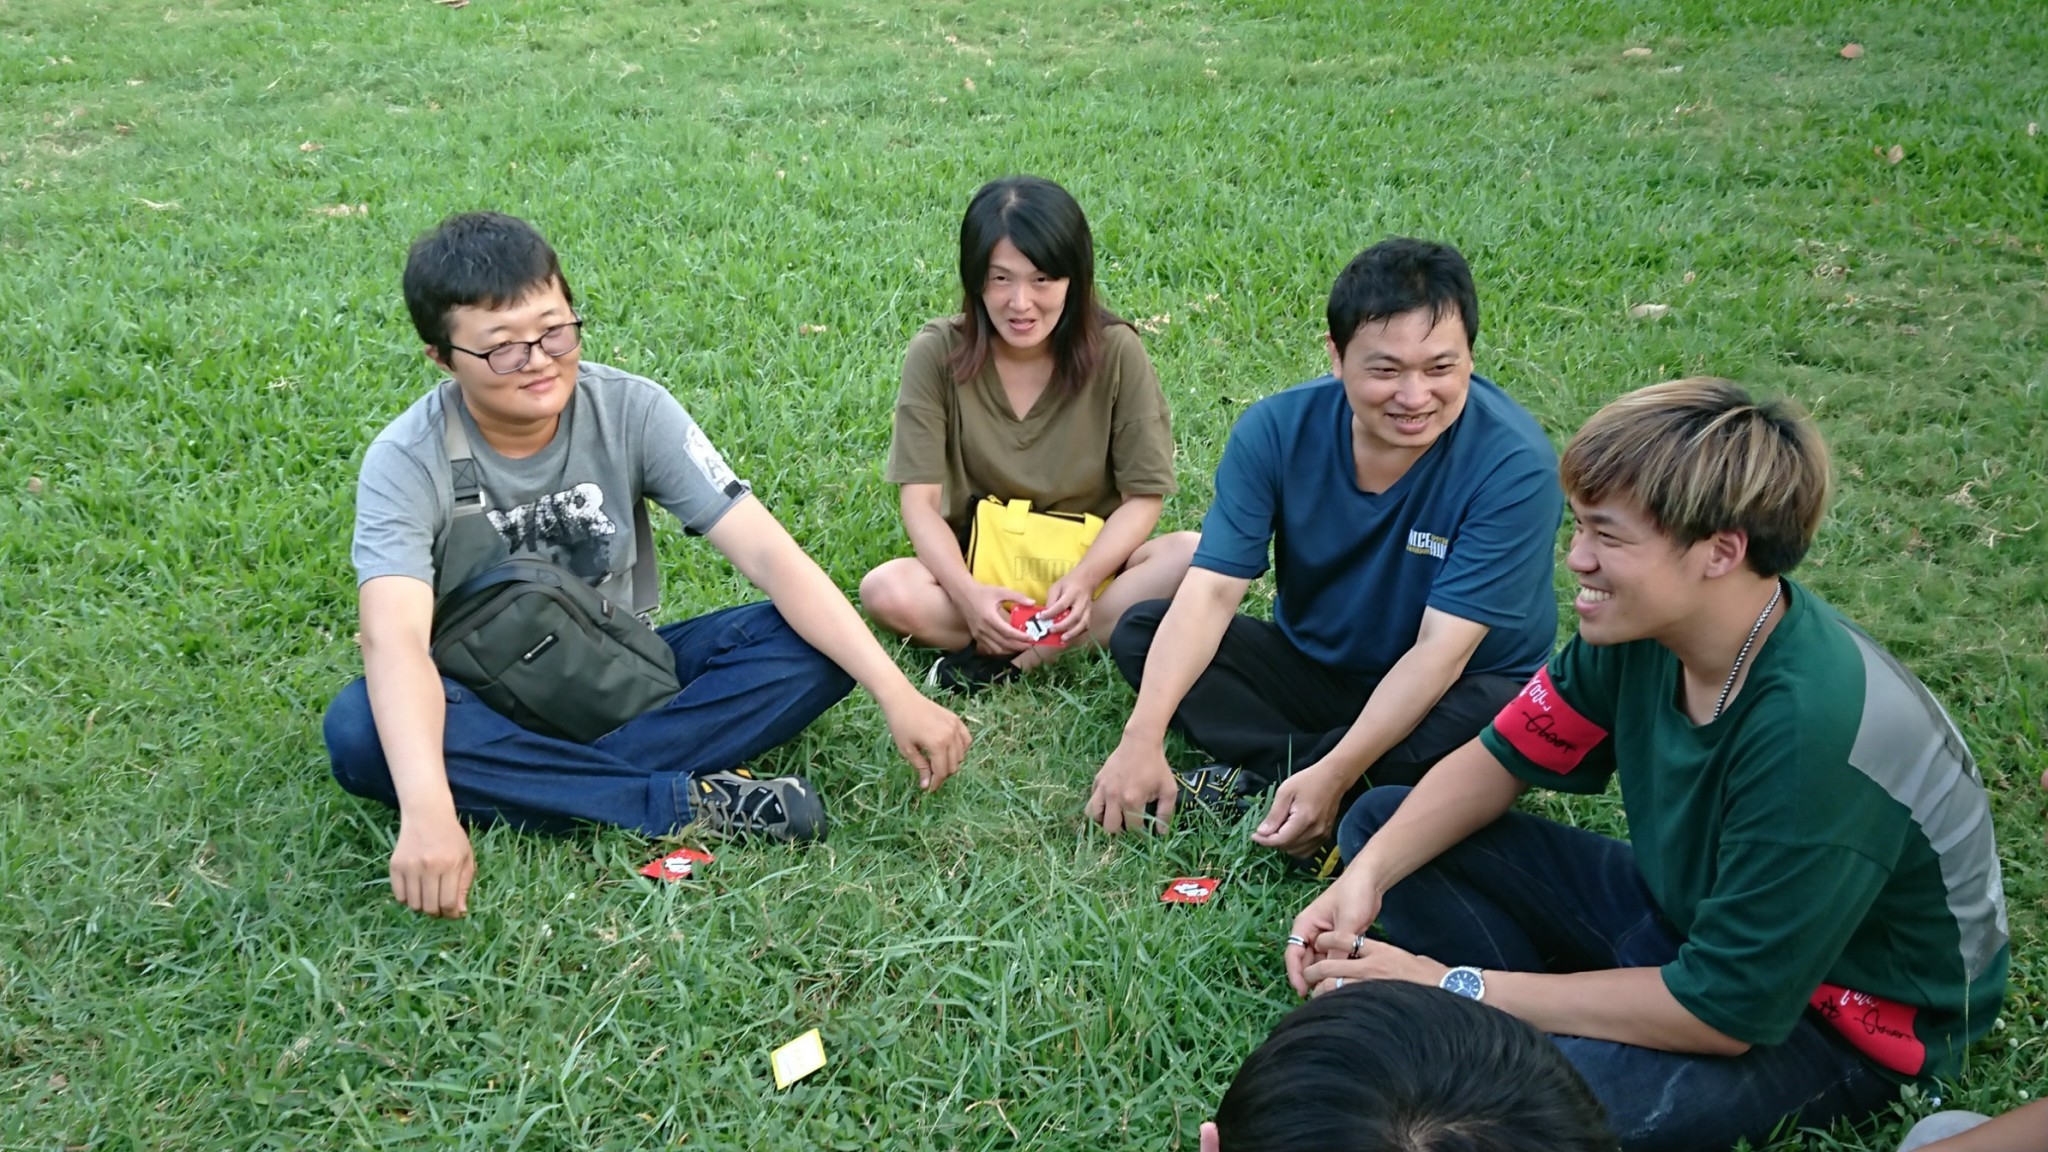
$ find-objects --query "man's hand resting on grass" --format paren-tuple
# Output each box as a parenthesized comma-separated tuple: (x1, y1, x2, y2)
(1253, 761, 1351, 855)
(391, 809, 475, 918)
(1087, 736, 1179, 834)
(882, 690, 973, 791)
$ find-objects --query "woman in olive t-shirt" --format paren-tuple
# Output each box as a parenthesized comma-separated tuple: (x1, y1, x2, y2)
(859, 175, 1195, 693)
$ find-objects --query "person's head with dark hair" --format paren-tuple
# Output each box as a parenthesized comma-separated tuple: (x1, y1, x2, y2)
(1201, 982, 1618, 1152)
(1325, 237, 1479, 361)
(947, 175, 1116, 394)
(1320, 239, 1482, 489)
(402, 211, 584, 436)
(403, 211, 575, 354)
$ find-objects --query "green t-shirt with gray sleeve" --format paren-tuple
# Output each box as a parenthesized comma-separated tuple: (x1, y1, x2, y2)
(1478, 579, 2008, 1082)
(351, 361, 750, 610)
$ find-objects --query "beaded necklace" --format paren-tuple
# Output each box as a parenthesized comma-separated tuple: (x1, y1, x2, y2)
(1711, 579, 1783, 720)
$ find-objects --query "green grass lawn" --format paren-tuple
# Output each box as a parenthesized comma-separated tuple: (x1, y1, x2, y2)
(3, 0, 2044, 1147)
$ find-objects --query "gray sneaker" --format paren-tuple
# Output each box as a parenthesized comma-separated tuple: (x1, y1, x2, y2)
(1898, 1111, 1990, 1152)
(690, 769, 827, 844)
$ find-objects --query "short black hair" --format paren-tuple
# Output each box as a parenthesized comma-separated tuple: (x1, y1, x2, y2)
(1326, 237, 1479, 358)
(1214, 982, 1618, 1152)
(401, 211, 575, 351)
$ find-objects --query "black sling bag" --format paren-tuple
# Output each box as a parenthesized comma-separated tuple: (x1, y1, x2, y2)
(427, 386, 681, 743)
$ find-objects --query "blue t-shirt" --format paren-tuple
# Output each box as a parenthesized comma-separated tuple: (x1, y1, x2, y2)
(1192, 374, 1561, 678)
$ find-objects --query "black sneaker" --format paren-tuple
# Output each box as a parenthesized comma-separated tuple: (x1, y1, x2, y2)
(690, 769, 827, 844)
(1173, 763, 1261, 815)
(926, 644, 1022, 695)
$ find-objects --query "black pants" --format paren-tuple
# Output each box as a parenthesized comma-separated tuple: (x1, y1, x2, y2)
(1109, 599, 1524, 791)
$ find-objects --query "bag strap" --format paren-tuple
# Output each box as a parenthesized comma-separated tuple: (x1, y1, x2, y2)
(624, 498, 658, 615)
(440, 384, 490, 519)
(438, 382, 661, 616)
(1003, 497, 1034, 535)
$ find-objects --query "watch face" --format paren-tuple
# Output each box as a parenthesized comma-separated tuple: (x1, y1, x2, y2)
(1443, 967, 1484, 1000)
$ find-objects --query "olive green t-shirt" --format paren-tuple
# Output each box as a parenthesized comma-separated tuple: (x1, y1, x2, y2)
(884, 317, 1177, 530)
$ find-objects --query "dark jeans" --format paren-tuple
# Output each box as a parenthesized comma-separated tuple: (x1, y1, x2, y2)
(323, 602, 853, 835)
(1339, 787, 1900, 1152)
(1110, 599, 1522, 789)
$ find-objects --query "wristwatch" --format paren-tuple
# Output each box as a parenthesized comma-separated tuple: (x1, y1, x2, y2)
(1439, 965, 1486, 1001)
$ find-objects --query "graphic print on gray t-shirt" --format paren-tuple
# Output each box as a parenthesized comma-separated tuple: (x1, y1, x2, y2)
(487, 481, 619, 583)
(350, 362, 751, 609)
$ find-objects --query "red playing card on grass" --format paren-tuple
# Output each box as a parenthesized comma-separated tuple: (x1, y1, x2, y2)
(641, 847, 715, 881)
(1161, 877, 1222, 904)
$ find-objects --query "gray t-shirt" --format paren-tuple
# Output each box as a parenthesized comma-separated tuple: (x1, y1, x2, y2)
(351, 361, 749, 609)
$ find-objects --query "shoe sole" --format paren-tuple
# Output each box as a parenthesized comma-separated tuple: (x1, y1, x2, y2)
(1174, 766, 1255, 815)
(1286, 843, 1342, 879)
(926, 650, 1019, 695)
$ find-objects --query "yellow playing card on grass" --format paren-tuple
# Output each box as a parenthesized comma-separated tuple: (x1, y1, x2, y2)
(771, 1028, 827, 1089)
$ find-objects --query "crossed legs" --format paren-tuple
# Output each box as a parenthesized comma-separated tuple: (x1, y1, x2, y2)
(860, 531, 1199, 667)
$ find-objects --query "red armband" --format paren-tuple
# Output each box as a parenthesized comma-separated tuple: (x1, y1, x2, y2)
(1809, 983, 1927, 1076)
(1492, 667, 1608, 774)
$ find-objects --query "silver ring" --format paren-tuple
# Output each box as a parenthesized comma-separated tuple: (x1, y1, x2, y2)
(1333, 976, 1346, 989)
(1284, 935, 1307, 949)
(1349, 934, 1368, 959)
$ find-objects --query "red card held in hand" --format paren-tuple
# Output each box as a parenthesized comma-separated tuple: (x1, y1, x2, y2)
(1009, 604, 1069, 647)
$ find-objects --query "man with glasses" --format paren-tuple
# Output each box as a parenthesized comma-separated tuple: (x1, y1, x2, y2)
(323, 212, 970, 918)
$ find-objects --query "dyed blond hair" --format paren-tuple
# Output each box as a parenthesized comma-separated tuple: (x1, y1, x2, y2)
(1560, 378, 1831, 576)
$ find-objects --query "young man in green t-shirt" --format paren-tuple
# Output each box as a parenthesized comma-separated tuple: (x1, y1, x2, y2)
(1282, 379, 2008, 1152)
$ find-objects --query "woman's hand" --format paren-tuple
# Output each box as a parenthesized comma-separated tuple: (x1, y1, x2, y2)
(949, 580, 1037, 655)
(1038, 569, 1098, 641)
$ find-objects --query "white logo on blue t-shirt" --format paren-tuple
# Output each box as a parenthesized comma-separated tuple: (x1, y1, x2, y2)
(1406, 528, 1448, 560)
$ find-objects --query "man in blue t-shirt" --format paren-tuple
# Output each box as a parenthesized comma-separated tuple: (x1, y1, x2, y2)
(1087, 238, 1562, 866)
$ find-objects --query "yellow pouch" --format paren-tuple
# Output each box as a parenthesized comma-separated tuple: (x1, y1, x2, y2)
(965, 496, 1109, 604)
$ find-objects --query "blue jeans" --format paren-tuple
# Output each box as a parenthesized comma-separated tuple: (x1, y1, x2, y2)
(1338, 788, 1900, 1152)
(323, 602, 854, 835)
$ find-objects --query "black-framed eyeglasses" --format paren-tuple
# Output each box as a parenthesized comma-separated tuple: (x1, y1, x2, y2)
(447, 319, 584, 375)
